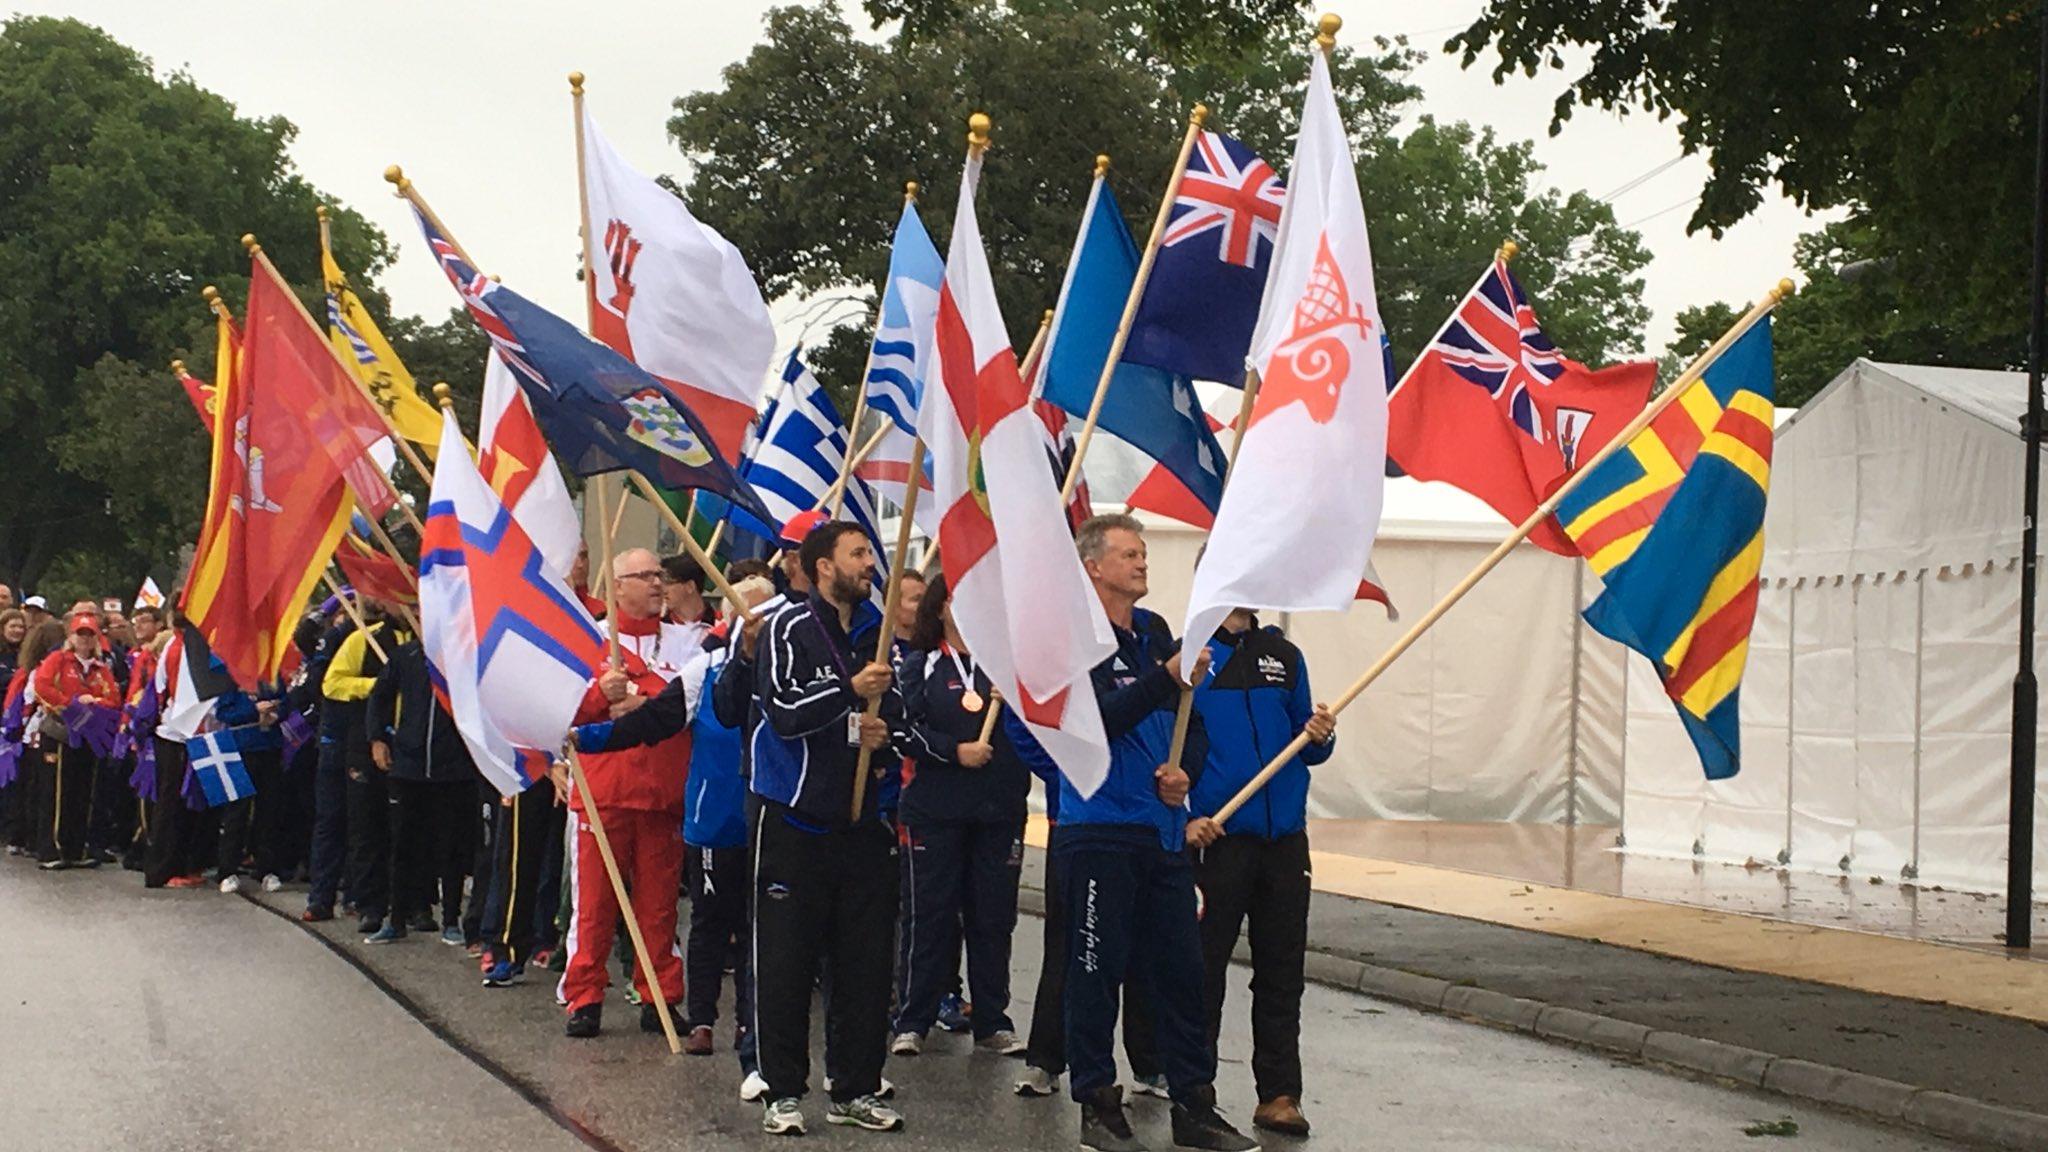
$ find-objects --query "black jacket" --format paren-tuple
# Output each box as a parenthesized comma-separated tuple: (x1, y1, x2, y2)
(897, 646, 1031, 826)
(365, 637, 475, 784)
(749, 592, 911, 829)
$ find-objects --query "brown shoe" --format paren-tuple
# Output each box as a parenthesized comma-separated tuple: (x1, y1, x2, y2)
(1254, 1095, 1310, 1136)
(684, 1024, 715, 1056)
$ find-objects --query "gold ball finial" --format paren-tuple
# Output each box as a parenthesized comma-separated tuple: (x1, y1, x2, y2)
(905, 180, 920, 201)
(1095, 154, 1111, 176)
(171, 359, 186, 374)
(1499, 239, 1519, 262)
(241, 233, 260, 253)
(201, 285, 220, 304)
(967, 112, 992, 151)
(1774, 277, 1797, 301)
(1191, 103, 1209, 126)
(433, 382, 454, 410)
(1316, 12, 1342, 48)
(316, 204, 329, 222)
(383, 164, 409, 192)
(568, 71, 585, 94)
(1043, 308, 1055, 323)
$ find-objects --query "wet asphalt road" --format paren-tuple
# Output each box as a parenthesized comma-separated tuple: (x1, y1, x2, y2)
(0, 858, 1971, 1152)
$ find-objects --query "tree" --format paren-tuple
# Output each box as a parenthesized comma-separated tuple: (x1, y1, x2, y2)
(0, 16, 398, 594)
(1452, 1, 2038, 389)
(669, 1, 1652, 411)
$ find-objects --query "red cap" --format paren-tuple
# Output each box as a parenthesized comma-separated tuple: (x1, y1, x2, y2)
(779, 509, 830, 547)
(69, 615, 102, 638)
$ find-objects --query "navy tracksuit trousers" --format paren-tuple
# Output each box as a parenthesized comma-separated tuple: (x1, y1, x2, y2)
(892, 817, 1024, 1039)
(1060, 838, 1213, 1104)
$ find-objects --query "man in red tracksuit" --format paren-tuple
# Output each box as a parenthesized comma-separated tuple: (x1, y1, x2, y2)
(560, 547, 692, 1039)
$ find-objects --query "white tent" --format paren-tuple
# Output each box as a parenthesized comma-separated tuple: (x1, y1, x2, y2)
(1620, 360, 2048, 894)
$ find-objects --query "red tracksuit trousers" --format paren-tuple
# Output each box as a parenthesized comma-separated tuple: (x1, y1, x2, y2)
(561, 806, 686, 1014)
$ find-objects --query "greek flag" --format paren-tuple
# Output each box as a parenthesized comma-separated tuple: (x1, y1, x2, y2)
(858, 202, 944, 527)
(735, 352, 886, 578)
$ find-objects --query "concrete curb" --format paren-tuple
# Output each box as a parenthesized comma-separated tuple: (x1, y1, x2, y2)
(1016, 879, 2048, 1151)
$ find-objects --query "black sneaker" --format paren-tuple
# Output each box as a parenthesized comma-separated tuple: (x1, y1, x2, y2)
(641, 1001, 683, 1035)
(1169, 1086, 1259, 1152)
(356, 913, 384, 935)
(409, 912, 438, 933)
(1081, 1085, 1147, 1152)
(565, 1005, 602, 1038)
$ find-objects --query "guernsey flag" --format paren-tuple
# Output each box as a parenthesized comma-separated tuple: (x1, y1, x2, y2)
(323, 226, 443, 456)
(1555, 318, 1776, 780)
(180, 308, 255, 674)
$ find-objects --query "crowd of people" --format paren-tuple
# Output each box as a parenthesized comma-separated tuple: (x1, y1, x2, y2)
(0, 509, 1338, 1152)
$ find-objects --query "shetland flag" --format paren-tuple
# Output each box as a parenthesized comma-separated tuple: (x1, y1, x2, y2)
(418, 406, 606, 798)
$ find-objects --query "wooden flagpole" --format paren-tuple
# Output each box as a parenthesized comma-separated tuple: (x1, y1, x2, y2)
(1058, 106, 1209, 505)
(242, 234, 436, 511)
(565, 69, 681, 1056)
(1209, 276, 1796, 826)
(830, 181, 921, 518)
(320, 573, 388, 661)
(623, 472, 762, 624)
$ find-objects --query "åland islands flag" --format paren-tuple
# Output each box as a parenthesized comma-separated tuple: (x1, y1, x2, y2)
(419, 406, 606, 798)
(1555, 318, 1777, 780)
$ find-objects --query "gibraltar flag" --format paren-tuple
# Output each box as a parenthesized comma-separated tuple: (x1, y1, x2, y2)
(1182, 48, 1390, 673)
(477, 351, 580, 581)
(580, 104, 773, 464)
(921, 139, 1118, 796)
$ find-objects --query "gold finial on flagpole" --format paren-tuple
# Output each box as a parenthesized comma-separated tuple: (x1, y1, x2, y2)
(200, 285, 219, 306)
(316, 205, 328, 223)
(568, 71, 585, 95)
(967, 112, 992, 153)
(433, 382, 454, 410)
(1095, 154, 1111, 176)
(1773, 278, 1797, 301)
(1316, 12, 1342, 50)
(241, 233, 260, 254)
(171, 359, 185, 374)
(1498, 239, 1519, 263)
(383, 165, 410, 194)
(1044, 309, 1055, 323)
(905, 180, 920, 201)
(1191, 103, 1209, 127)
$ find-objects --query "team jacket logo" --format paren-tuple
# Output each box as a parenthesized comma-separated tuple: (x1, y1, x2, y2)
(1254, 234, 1373, 429)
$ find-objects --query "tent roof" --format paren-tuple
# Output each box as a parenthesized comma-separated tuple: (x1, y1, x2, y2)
(1781, 359, 2028, 441)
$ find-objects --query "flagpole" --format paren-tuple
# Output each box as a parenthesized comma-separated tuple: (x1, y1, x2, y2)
(321, 573, 389, 661)
(1059, 104, 1210, 505)
(1208, 276, 1796, 826)
(237, 236, 433, 535)
(624, 472, 762, 624)
(830, 181, 920, 518)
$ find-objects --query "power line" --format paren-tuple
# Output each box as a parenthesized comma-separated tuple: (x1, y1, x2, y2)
(1621, 193, 1702, 229)
(1596, 154, 1687, 204)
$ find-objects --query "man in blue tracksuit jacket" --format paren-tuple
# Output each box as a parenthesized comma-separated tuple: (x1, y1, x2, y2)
(1186, 610, 1336, 1139)
(1057, 514, 1255, 1152)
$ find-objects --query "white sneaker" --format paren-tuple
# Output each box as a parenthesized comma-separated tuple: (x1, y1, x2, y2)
(827, 1094, 904, 1132)
(762, 1097, 805, 1136)
(218, 875, 242, 895)
(1014, 1064, 1059, 1097)
(891, 1031, 922, 1056)
(739, 1070, 770, 1103)
(976, 1029, 1027, 1056)
(260, 874, 284, 893)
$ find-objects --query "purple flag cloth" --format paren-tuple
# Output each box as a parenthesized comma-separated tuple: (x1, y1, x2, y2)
(181, 762, 206, 811)
(64, 699, 120, 760)
(0, 740, 18, 790)
(280, 709, 314, 766)
(111, 727, 134, 762)
(0, 685, 24, 742)
(128, 739, 158, 802)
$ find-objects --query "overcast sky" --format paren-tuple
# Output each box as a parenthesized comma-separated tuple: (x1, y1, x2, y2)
(23, 0, 1825, 358)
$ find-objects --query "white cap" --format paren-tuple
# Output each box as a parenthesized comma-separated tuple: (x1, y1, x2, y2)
(23, 595, 47, 610)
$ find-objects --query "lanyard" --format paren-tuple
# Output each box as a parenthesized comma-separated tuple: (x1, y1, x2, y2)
(944, 647, 977, 693)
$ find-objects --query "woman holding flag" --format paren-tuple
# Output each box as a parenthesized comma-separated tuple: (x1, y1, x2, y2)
(29, 612, 119, 869)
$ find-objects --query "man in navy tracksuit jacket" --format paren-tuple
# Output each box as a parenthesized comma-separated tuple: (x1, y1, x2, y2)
(1058, 514, 1255, 1152)
(1186, 611, 1336, 1138)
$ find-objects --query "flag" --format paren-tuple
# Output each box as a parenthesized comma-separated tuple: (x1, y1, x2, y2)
(1182, 49, 1391, 673)
(855, 200, 945, 526)
(1024, 335, 1091, 533)
(1556, 319, 1776, 780)
(477, 351, 580, 580)
(186, 728, 255, 807)
(174, 362, 217, 434)
(1389, 258, 1657, 555)
(1123, 130, 1285, 385)
(580, 103, 773, 463)
(132, 578, 164, 611)
(334, 524, 418, 607)
(729, 352, 888, 568)
(323, 228, 444, 458)
(922, 142, 1116, 796)
(179, 307, 252, 666)
(412, 205, 773, 528)
(419, 405, 607, 798)
(159, 622, 236, 742)
(1128, 400, 1229, 529)
(1039, 175, 1227, 518)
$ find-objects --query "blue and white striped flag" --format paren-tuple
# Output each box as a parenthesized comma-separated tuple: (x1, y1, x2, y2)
(734, 352, 886, 578)
(857, 201, 944, 529)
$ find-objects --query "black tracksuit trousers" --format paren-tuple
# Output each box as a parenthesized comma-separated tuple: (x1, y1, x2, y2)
(482, 781, 559, 966)
(1024, 845, 1159, 1078)
(751, 806, 898, 1104)
(893, 817, 1024, 1039)
(686, 841, 752, 1032)
(1196, 829, 1311, 1102)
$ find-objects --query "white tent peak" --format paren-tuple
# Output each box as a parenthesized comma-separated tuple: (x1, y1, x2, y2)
(1781, 358, 2031, 444)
